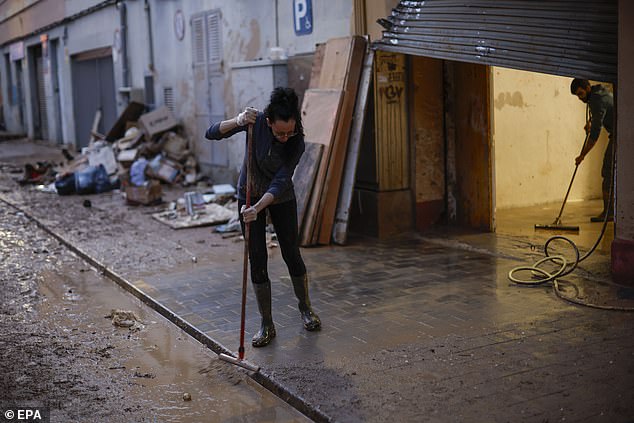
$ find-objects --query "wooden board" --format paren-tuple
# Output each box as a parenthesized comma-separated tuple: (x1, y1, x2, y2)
(317, 37, 353, 90)
(452, 62, 493, 231)
(316, 36, 367, 244)
(293, 142, 324, 229)
(333, 49, 374, 245)
(298, 89, 344, 245)
(308, 43, 326, 89)
(105, 101, 145, 141)
(306, 36, 357, 244)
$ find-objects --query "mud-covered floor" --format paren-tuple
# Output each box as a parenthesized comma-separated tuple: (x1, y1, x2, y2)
(0, 205, 309, 422)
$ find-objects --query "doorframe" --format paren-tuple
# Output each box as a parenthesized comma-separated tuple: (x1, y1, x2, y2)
(448, 60, 494, 231)
(49, 39, 64, 144)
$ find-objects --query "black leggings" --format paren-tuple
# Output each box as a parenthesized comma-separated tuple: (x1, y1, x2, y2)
(601, 136, 615, 194)
(238, 197, 306, 285)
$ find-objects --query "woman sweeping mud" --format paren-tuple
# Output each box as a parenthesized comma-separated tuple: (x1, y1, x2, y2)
(206, 87, 321, 347)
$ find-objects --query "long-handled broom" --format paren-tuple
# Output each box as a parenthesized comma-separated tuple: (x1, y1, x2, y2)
(534, 131, 590, 232)
(534, 165, 581, 232)
(219, 124, 259, 372)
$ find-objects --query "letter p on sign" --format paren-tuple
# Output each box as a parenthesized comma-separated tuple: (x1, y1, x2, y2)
(293, 0, 313, 36)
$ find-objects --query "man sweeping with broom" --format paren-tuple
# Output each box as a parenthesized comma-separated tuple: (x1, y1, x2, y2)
(206, 87, 321, 351)
(570, 78, 615, 222)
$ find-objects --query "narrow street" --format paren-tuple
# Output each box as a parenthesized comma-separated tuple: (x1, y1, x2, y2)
(2, 1, 634, 422)
(0, 199, 309, 422)
(1, 139, 634, 422)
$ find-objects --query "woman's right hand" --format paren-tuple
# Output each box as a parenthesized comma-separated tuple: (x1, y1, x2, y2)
(236, 107, 258, 126)
(241, 204, 258, 223)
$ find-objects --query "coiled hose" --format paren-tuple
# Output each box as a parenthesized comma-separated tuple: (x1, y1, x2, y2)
(507, 142, 632, 311)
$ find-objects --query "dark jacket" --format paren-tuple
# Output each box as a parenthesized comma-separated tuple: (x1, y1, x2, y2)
(205, 112, 304, 203)
(589, 84, 614, 141)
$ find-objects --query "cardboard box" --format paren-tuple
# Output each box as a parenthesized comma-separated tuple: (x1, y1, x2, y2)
(151, 158, 181, 184)
(161, 132, 189, 162)
(125, 180, 162, 206)
(117, 148, 139, 167)
(138, 106, 178, 140)
(82, 142, 118, 175)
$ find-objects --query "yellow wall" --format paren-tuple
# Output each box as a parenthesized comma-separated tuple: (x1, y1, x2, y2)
(492, 67, 609, 209)
(364, 0, 400, 42)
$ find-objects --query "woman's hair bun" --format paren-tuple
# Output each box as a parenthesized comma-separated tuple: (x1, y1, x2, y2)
(270, 87, 298, 109)
(265, 87, 301, 125)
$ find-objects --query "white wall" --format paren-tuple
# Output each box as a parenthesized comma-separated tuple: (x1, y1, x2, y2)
(277, 0, 353, 55)
(493, 67, 609, 209)
(144, 0, 355, 183)
(1, 0, 356, 182)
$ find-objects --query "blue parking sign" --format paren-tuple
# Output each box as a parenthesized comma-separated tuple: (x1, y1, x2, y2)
(293, 0, 313, 36)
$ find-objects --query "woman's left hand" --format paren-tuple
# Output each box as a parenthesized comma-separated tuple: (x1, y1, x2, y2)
(241, 205, 258, 223)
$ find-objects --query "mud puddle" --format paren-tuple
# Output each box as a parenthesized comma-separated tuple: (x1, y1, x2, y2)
(37, 264, 310, 422)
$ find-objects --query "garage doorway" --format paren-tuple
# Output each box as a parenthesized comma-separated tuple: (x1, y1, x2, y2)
(492, 68, 614, 252)
(71, 47, 116, 149)
(28, 44, 48, 140)
(410, 57, 493, 233)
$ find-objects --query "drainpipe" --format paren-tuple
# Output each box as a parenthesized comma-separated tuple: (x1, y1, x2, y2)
(275, 0, 279, 46)
(145, 0, 155, 72)
(118, 1, 129, 87)
(144, 0, 155, 109)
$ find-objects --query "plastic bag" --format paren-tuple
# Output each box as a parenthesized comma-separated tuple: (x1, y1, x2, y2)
(75, 164, 111, 195)
(130, 158, 149, 187)
(55, 173, 76, 196)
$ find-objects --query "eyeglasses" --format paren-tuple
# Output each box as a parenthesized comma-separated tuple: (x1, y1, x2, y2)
(271, 130, 297, 139)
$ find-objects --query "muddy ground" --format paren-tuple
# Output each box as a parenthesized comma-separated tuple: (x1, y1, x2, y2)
(0, 205, 159, 421)
(0, 157, 309, 422)
(2, 141, 633, 422)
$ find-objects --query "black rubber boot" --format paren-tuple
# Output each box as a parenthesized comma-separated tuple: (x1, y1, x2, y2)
(252, 281, 276, 347)
(590, 191, 614, 222)
(290, 274, 321, 331)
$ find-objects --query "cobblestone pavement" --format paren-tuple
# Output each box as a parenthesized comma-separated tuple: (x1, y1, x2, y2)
(2, 139, 633, 422)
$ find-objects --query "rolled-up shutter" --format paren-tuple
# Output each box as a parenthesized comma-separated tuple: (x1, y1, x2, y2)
(374, 0, 617, 82)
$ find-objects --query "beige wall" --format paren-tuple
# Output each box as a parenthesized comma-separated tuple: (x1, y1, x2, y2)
(617, 0, 634, 240)
(492, 67, 609, 209)
(0, 0, 64, 42)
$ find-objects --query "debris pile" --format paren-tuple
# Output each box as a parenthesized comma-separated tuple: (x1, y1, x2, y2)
(18, 103, 202, 205)
(13, 102, 241, 234)
(112, 105, 199, 205)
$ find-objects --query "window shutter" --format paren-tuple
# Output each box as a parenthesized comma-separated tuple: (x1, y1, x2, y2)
(206, 12, 222, 64)
(192, 16, 205, 66)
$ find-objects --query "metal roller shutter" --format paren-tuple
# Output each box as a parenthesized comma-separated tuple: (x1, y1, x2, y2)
(374, 0, 617, 82)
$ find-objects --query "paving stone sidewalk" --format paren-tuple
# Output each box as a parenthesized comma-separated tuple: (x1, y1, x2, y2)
(1, 139, 633, 422)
